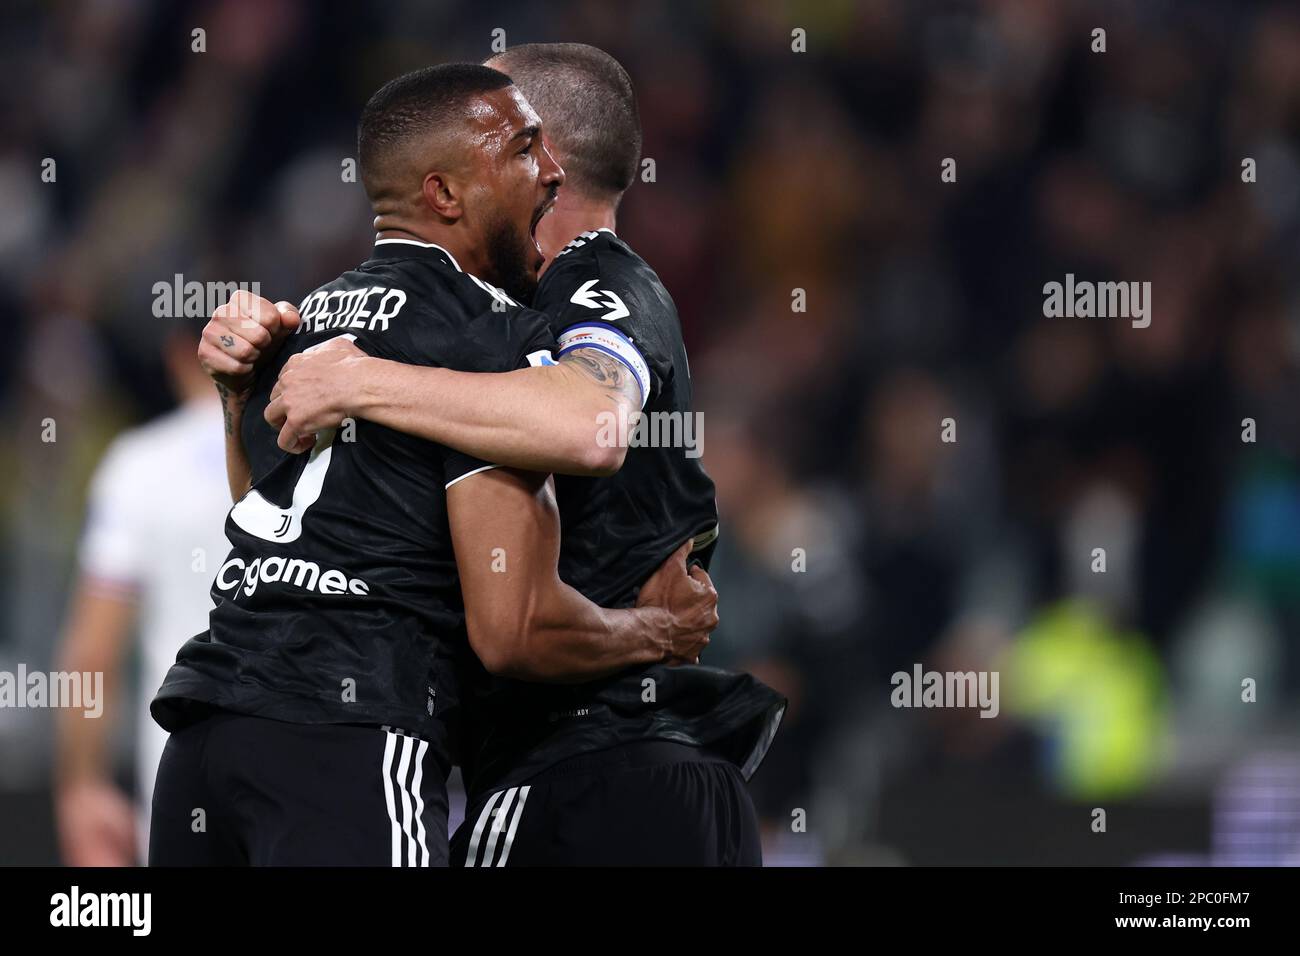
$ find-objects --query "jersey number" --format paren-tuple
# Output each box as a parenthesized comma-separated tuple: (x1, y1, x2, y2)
(230, 429, 336, 543)
(228, 334, 356, 543)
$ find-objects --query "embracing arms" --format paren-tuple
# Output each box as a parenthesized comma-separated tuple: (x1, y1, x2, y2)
(448, 467, 715, 681)
(196, 294, 715, 683)
(265, 338, 640, 476)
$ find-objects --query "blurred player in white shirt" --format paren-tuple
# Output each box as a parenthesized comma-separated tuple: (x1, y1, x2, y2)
(54, 328, 231, 865)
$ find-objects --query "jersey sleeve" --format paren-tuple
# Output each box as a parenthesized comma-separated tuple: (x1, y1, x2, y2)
(77, 438, 149, 594)
(533, 249, 669, 410)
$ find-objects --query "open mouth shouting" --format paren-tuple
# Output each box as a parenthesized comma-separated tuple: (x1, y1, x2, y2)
(529, 193, 557, 261)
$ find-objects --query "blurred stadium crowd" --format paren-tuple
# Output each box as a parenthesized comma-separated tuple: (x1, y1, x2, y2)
(3, 0, 1300, 865)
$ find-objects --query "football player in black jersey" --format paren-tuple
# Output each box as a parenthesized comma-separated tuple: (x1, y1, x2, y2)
(149, 64, 720, 867)
(238, 46, 785, 865)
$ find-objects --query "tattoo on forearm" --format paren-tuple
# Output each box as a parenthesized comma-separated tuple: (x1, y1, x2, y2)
(563, 348, 639, 404)
(215, 382, 245, 436)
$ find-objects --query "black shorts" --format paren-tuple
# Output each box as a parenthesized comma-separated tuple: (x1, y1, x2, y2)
(148, 709, 448, 866)
(451, 741, 762, 866)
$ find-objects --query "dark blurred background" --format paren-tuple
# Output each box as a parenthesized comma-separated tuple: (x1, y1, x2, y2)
(2, 0, 1300, 865)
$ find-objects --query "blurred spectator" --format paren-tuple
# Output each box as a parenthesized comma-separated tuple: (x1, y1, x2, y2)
(53, 329, 229, 864)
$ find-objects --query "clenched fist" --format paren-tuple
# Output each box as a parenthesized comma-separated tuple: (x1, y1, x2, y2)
(199, 291, 301, 398)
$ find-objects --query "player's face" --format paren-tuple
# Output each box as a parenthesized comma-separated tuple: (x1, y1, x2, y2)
(465, 86, 564, 301)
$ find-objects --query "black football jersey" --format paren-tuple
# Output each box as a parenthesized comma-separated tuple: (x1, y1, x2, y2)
(545, 229, 719, 604)
(457, 229, 785, 798)
(151, 239, 555, 750)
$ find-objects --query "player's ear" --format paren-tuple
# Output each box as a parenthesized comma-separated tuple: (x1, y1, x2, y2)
(422, 170, 462, 222)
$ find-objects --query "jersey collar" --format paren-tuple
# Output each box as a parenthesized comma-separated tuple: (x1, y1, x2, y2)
(370, 237, 463, 272)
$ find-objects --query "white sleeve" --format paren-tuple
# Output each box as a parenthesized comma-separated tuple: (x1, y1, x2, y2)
(77, 439, 148, 592)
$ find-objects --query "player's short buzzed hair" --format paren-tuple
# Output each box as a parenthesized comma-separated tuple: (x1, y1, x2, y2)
(488, 43, 641, 202)
(357, 63, 514, 202)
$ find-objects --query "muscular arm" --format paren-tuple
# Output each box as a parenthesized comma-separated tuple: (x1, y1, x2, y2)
(447, 468, 714, 682)
(272, 346, 642, 477)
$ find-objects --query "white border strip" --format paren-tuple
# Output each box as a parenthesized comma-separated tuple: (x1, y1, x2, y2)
(445, 463, 502, 490)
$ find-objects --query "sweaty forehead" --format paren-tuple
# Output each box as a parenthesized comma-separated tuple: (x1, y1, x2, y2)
(467, 86, 540, 139)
